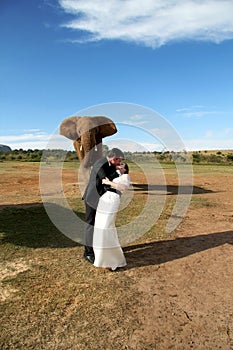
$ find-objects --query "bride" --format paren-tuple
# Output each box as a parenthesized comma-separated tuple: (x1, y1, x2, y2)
(93, 163, 130, 271)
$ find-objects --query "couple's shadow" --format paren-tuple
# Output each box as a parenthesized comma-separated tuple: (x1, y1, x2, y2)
(123, 230, 233, 269)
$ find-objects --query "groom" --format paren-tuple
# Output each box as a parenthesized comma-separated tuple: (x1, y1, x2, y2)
(82, 148, 124, 264)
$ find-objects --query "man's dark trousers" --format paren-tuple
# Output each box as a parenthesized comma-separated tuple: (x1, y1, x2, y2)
(84, 202, 96, 257)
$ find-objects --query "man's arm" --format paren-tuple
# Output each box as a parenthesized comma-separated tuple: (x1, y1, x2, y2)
(96, 159, 119, 181)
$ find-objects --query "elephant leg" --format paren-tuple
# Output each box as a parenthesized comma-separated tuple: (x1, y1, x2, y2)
(81, 131, 98, 168)
(78, 163, 91, 196)
(75, 132, 103, 168)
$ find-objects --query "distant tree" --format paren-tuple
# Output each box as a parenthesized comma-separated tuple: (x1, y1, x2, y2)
(227, 153, 233, 162)
(158, 154, 166, 161)
(192, 152, 201, 163)
(207, 154, 222, 163)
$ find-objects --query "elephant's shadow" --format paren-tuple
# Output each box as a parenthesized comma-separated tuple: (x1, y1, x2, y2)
(131, 183, 214, 195)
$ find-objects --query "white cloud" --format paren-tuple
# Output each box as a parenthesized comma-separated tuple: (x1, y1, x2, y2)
(120, 114, 149, 126)
(0, 133, 48, 143)
(184, 138, 233, 151)
(224, 128, 233, 135)
(0, 131, 73, 151)
(205, 129, 214, 138)
(176, 105, 206, 113)
(204, 127, 233, 139)
(23, 128, 42, 133)
(129, 115, 144, 121)
(105, 138, 164, 152)
(58, 0, 233, 47)
(122, 119, 148, 126)
(175, 105, 224, 118)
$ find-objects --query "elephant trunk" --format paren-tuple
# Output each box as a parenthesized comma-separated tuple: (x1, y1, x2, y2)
(80, 130, 103, 168)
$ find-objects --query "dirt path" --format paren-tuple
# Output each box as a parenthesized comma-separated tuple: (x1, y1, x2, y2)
(125, 172, 233, 349)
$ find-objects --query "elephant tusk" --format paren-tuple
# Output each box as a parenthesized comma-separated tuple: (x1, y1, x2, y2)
(80, 145, 83, 151)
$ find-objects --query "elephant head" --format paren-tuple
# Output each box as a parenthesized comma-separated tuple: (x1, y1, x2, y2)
(60, 116, 117, 168)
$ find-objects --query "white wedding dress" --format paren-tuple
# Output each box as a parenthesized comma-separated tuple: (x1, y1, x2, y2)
(93, 174, 130, 270)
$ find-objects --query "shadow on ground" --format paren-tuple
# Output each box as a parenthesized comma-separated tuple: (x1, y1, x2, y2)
(124, 230, 233, 269)
(0, 203, 83, 248)
(132, 183, 214, 195)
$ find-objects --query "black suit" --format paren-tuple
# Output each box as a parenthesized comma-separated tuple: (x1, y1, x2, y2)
(82, 157, 119, 257)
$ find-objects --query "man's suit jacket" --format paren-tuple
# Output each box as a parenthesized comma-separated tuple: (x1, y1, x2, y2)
(82, 157, 119, 209)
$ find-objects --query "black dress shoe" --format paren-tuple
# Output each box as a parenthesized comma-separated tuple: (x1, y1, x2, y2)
(83, 255, 95, 264)
(109, 267, 118, 272)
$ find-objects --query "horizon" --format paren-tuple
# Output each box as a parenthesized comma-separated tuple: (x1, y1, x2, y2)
(1, 144, 233, 154)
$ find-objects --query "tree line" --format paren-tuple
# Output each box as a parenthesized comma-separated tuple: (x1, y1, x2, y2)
(0, 148, 233, 164)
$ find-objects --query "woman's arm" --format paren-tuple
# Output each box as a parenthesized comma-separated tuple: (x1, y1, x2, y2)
(102, 177, 128, 192)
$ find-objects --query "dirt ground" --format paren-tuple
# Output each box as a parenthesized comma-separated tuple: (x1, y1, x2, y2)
(1, 162, 233, 349)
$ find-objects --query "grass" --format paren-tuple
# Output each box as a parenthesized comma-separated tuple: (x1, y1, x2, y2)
(190, 197, 217, 209)
(0, 205, 143, 349)
(192, 163, 233, 175)
(0, 206, 79, 250)
(1, 254, 141, 349)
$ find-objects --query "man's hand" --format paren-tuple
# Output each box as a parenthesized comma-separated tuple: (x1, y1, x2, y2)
(102, 177, 111, 185)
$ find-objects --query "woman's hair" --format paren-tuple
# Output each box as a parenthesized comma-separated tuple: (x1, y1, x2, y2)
(122, 162, 129, 174)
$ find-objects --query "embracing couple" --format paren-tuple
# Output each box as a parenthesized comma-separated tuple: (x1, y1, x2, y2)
(82, 148, 130, 271)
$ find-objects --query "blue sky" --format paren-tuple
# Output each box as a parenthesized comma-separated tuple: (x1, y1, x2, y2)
(1, 0, 233, 151)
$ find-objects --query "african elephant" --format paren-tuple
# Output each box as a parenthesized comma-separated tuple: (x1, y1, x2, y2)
(60, 116, 117, 168)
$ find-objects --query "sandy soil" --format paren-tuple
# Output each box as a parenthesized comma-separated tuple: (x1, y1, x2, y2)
(126, 170, 233, 349)
(0, 163, 233, 349)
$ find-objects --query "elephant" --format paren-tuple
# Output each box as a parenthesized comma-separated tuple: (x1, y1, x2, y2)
(60, 116, 117, 168)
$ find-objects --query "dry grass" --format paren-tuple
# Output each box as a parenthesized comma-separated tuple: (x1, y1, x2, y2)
(0, 244, 142, 349)
(0, 162, 172, 349)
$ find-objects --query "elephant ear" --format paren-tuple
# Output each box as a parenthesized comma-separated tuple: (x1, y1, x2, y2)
(94, 116, 117, 138)
(60, 116, 81, 140)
